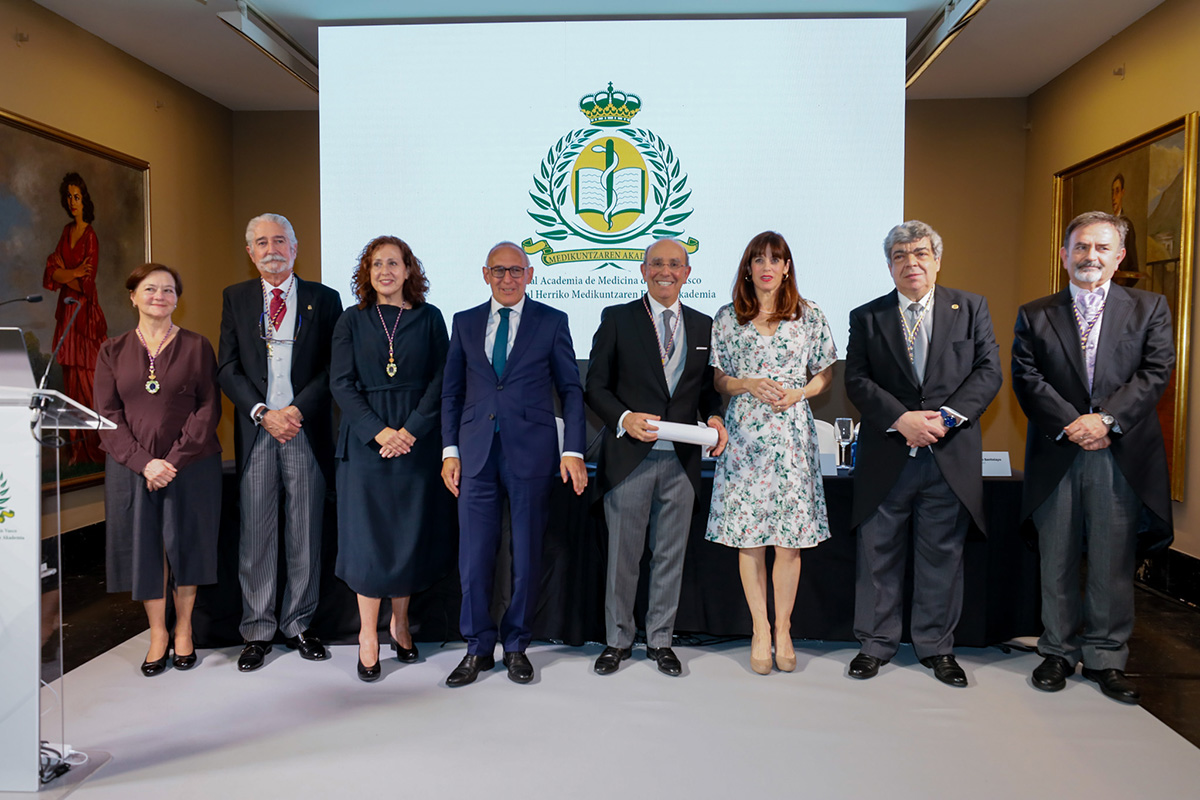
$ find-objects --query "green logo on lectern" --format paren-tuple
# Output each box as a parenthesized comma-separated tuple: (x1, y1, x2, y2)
(0, 473, 14, 519)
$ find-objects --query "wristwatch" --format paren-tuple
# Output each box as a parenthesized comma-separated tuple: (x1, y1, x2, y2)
(253, 407, 267, 425)
(1098, 410, 1116, 431)
(940, 409, 959, 429)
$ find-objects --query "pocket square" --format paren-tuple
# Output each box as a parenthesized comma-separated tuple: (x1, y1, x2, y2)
(695, 346, 708, 350)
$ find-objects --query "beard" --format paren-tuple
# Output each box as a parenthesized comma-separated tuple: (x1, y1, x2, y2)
(1073, 260, 1103, 283)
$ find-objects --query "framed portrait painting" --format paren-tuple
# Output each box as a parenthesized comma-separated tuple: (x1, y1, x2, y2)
(0, 108, 150, 490)
(1051, 112, 1198, 500)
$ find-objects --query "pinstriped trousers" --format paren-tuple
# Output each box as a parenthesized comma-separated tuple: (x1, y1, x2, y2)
(238, 426, 324, 641)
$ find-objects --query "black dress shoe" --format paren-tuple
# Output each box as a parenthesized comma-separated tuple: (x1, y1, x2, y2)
(594, 646, 631, 675)
(645, 646, 682, 676)
(503, 651, 535, 683)
(237, 641, 272, 672)
(446, 653, 495, 687)
(920, 654, 968, 687)
(285, 630, 328, 661)
(848, 652, 887, 679)
(1082, 667, 1140, 704)
(141, 650, 169, 677)
(358, 649, 382, 683)
(1031, 654, 1072, 692)
(172, 651, 197, 670)
(390, 638, 419, 663)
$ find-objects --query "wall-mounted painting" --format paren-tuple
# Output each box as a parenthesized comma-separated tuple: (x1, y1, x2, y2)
(1051, 112, 1197, 501)
(0, 108, 150, 489)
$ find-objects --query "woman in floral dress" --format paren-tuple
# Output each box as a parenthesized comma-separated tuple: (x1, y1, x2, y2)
(706, 231, 837, 674)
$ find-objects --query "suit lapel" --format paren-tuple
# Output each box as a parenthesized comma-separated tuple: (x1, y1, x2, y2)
(502, 299, 540, 376)
(1092, 283, 1132, 392)
(293, 277, 313, 348)
(1046, 289, 1090, 392)
(925, 287, 955, 371)
(877, 291, 917, 389)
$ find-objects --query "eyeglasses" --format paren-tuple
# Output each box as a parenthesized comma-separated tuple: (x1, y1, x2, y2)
(647, 259, 686, 270)
(488, 266, 528, 278)
(259, 311, 302, 345)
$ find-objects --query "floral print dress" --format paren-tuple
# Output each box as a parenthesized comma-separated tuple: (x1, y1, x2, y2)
(705, 302, 837, 549)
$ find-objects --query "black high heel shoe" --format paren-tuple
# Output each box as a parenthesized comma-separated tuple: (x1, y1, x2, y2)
(358, 646, 381, 682)
(141, 649, 169, 677)
(173, 650, 197, 670)
(390, 636, 419, 663)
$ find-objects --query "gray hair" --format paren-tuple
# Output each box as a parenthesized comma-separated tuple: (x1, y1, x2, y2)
(245, 213, 297, 249)
(486, 241, 530, 267)
(1062, 211, 1127, 249)
(883, 220, 943, 262)
(643, 238, 689, 267)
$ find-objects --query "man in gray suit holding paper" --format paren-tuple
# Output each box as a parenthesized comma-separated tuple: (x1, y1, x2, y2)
(586, 239, 727, 677)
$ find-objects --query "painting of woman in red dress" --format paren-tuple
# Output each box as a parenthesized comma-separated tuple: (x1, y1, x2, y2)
(43, 172, 108, 465)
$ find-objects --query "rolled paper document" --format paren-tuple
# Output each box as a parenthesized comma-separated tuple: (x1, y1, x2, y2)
(651, 420, 720, 448)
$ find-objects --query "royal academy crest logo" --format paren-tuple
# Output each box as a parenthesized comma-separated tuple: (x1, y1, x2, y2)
(522, 82, 698, 270)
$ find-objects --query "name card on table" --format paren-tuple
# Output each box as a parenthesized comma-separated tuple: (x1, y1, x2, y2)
(982, 451, 1012, 477)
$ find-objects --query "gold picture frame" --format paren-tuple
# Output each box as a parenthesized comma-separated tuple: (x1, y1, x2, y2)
(0, 107, 151, 491)
(1051, 112, 1197, 501)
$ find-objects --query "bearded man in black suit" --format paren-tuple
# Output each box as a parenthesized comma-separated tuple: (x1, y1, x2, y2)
(1012, 210, 1174, 704)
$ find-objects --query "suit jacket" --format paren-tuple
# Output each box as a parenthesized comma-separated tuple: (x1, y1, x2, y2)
(1011, 284, 1174, 547)
(844, 286, 1002, 531)
(441, 298, 586, 479)
(585, 297, 723, 496)
(217, 275, 343, 480)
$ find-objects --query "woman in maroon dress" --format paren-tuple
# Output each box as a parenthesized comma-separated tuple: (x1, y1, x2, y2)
(43, 172, 107, 465)
(94, 263, 222, 676)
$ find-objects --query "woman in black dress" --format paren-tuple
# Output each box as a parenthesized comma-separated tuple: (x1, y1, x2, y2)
(331, 235, 451, 681)
(94, 263, 222, 676)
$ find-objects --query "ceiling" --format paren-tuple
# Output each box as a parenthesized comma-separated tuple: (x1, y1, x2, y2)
(30, 0, 1167, 110)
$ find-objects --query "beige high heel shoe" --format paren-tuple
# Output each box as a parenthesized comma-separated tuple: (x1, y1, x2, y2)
(750, 632, 773, 675)
(775, 631, 796, 673)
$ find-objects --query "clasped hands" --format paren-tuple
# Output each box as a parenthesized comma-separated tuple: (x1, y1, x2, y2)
(744, 377, 805, 414)
(375, 426, 416, 458)
(262, 405, 304, 444)
(1063, 413, 1111, 451)
(893, 410, 948, 448)
(143, 458, 177, 491)
(622, 412, 728, 457)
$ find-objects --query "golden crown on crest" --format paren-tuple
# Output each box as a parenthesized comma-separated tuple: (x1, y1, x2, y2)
(579, 82, 641, 127)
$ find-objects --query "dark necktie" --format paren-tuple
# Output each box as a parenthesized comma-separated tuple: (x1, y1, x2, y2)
(661, 309, 676, 360)
(269, 288, 286, 331)
(492, 307, 511, 378)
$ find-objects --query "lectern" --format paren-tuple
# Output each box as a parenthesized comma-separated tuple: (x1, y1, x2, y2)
(0, 327, 113, 791)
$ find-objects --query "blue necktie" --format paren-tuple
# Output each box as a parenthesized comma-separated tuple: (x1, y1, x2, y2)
(492, 307, 511, 378)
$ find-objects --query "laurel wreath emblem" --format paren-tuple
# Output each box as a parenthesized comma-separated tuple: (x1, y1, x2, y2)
(527, 127, 694, 244)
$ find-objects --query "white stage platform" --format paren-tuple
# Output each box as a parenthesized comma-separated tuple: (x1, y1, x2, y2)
(27, 634, 1200, 799)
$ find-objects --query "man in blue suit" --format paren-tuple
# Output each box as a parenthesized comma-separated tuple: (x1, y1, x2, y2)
(441, 241, 588, 686)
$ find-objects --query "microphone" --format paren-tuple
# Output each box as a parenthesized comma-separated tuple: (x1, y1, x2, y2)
(0, 294, 44, 308)
(32, 297, 82, 412)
